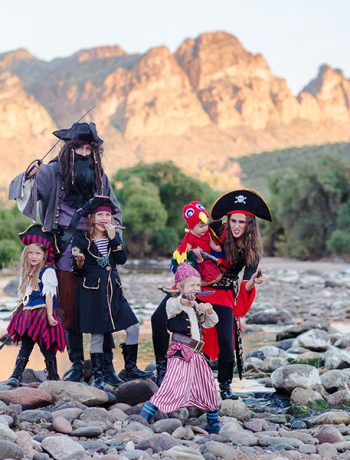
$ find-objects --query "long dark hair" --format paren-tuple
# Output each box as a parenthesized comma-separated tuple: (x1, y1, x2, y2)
(54, 140, 104, 194)
(224, 215, 262, 267)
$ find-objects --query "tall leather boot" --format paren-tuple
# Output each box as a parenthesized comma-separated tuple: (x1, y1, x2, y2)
(103, 349, 124, 387)
(90, 353, 104, 389)
(151, 295, 170, 386)
(63, 330, 84, 382)
(218, 358, 239, 400)
(45, 357, 60, 380)
(119, 343, 153, 381)
(6, 355, 29, 387)
(155, 358, 167, 387)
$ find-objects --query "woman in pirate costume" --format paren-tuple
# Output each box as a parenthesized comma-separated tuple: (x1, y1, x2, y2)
(152, 189, 271, 400)
(71, 196, 152, 389)
(7, 225, 65, 386)
(8, 122, 123, 386)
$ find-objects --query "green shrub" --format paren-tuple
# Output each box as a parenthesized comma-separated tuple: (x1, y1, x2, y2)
(0, 239, 22, 268)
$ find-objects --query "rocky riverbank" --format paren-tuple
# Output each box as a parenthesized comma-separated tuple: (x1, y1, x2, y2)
(0, 258, 349, 459)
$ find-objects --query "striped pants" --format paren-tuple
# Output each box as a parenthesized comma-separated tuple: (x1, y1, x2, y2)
(150, 342, 220, 413)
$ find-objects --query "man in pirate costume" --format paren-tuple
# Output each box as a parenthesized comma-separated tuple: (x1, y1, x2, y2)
(152, 189, 271, 400)
(8, 122, 124, 386)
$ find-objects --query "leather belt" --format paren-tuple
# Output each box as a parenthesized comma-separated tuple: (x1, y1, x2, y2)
(172, 333, 204, 353)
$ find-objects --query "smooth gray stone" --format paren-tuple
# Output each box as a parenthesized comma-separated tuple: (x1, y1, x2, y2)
(70, 425, 103, 437)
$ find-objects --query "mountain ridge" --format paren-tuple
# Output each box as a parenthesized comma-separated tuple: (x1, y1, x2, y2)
(0, 31, 349, 195)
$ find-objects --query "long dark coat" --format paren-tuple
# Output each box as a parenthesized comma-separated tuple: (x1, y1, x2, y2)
(72, 232, 137, 334)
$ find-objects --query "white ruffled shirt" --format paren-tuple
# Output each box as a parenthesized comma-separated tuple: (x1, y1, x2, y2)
(166, 297, 218, 341)
(21, 267, 58, 300)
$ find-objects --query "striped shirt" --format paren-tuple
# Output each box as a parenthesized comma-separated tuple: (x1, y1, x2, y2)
(94, 237, 109, 256)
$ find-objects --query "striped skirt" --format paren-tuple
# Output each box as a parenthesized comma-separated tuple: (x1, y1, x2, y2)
(7, 305, 66, 353)
(150, 342, 220, 413)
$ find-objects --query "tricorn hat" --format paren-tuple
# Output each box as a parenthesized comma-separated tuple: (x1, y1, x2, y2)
(211, 188, 272, 221)
(19, 224, 60, 263)
(79, 195, 117, 216)
(52, 122, 103, 146)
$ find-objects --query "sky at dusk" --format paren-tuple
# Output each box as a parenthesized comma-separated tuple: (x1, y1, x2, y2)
(1, 0, 348, 94)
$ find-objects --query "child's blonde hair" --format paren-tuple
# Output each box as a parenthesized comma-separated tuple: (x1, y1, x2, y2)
(18, 244, 47, 296)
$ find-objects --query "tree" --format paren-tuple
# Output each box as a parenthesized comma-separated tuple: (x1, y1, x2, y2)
(112, 161, 219, 256)
(266, 156, 350, 259)
(117, 176, 168, 256)
(114, 161, 217, 233)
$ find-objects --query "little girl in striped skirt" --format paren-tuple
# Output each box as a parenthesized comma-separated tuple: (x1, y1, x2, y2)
(140, 263, 221, 434)
(6, 224, 65, 386)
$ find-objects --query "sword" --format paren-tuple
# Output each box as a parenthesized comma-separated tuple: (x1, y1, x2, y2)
(25, 105, 96, 178)
(158, 287, 214, 297)
(0, 334, 11, 351)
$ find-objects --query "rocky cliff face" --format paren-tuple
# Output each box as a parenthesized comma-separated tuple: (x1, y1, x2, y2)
(0, 32, 349, 193)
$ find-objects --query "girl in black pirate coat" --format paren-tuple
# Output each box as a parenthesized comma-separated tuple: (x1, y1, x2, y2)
(72, 196, 152, 388)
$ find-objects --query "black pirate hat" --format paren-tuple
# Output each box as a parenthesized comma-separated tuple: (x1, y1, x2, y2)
(211, 188, 272, 221)
(52, 122, 103, 146)
(19, 224, 60, 263)
(79, 195, 117, 217)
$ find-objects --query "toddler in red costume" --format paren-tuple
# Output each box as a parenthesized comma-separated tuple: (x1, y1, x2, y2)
(172, 201, 223, 285)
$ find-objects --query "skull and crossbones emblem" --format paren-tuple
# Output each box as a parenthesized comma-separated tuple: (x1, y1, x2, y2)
(234, 195, 247, 204)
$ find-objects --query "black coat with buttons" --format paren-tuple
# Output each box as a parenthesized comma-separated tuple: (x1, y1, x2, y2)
(72, 231, 138, 334)
(9, 161, 121, 231)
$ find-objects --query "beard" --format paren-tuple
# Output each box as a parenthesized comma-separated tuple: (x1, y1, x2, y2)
(63, 154, 96, 208)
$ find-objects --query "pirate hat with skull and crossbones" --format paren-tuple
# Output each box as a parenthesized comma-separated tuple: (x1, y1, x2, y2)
(211, 188, 272, 221)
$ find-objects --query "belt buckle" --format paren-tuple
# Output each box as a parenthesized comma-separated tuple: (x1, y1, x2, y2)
(194, 340, 204, 353)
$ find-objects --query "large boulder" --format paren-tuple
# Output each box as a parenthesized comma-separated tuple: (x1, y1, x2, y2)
(326, 389, 350, 407)
(324, 348, 350, 369)
(321, 369, 350, 392)
(41, 435, 86, 459)
(316, 425, 344, 444)
(247, 308, 293, 325)
(334, 334, 350, 349)
(246, 345, 288, 360)
(39, 381, 108, 406)
(220, 399, 253, 421)
(294, 329, 330, 352)
(136, 433, 181, 453)
(0, 440, 23, 460)
(290, 387, 324, 406)
(276, 320, 329, 341)
(271, 364, 321, 392)
(117, 379, 158, 405)
(0, 387, 52, 409)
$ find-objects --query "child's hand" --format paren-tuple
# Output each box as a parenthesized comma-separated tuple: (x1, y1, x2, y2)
(47, 315, 58, 327)
(192, 247, 203, 262)
(180, 293, 196, 307)
(213, 244, 222, 252)
(197, 302, 214, 315)
(105, 223, 116, 239)
(75, 253, 85, 268)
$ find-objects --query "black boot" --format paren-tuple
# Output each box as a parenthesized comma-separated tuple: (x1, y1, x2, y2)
(6, 355, 28, 387)
(119, 343, 154, 381)
(63, 330, 84, 382)
(103, 350, 124, 387)
(218, 358, 239, 400)
(155, 358, 167, 387)
(90, 353, 104, 389)
(45, 358, 60, 381)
